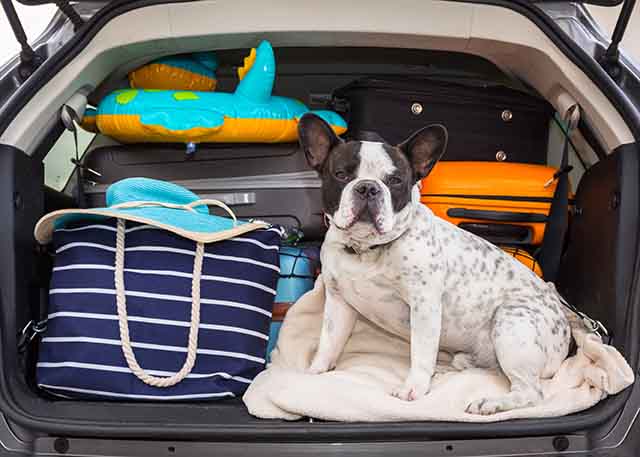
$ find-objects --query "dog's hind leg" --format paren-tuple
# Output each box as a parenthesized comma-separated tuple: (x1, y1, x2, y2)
(451, 353, 476, 370)
(466, 305, 548, 415)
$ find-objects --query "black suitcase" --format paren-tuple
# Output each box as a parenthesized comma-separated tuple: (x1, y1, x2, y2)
(332, 77, 554, 164)
(81, 143, 326, 239)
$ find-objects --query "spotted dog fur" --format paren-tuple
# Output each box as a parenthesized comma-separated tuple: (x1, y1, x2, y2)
(298, 113, 571, 415)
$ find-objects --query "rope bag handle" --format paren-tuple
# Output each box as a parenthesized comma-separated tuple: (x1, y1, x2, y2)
(113, 199, 236, 387)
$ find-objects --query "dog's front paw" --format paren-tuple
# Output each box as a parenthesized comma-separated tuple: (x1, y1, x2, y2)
(390, 374, 432, 401)
(306, 357, 335, 375)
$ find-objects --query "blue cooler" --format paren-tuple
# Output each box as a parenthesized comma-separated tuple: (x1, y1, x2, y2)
(266, 246, 320, 361)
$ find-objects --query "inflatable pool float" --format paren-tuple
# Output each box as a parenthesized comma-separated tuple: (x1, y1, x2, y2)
(128, 52, 218, 91)
(82, 41, 347, 144)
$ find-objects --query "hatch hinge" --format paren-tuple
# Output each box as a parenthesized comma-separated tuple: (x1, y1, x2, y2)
(53, 0, 84, 31)
(0, 0, 44, 81)
(597, 0, 637, 81)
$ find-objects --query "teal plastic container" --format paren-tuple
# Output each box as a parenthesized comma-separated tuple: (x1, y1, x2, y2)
(266, 246, 320, 361)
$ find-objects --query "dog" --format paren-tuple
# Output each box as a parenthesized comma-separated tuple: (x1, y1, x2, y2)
(297, 113, 571, 415)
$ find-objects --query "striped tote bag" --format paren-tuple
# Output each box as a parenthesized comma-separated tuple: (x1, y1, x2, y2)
(37, 217, 281, 401)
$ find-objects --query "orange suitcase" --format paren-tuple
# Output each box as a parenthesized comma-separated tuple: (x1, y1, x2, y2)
(421, 162, 570, 246)
(500, 246, 543, 277)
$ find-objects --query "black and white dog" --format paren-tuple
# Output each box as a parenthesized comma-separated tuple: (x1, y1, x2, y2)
(298, 113, 570, 415)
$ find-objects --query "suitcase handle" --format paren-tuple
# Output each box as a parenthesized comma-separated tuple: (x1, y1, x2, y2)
(200, 192, 256, 206)
(447, 208, 547, 223)
(458, 222, 533, 245)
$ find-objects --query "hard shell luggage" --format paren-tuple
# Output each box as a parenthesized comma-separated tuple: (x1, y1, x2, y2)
(332, 77, 553, 163)
(81, 144, 327, 240)
(421, 162, 566, 246)
(500, 246, 543, 277)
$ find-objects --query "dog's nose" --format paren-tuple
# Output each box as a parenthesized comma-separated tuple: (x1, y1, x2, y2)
(354, 180, 382, 200)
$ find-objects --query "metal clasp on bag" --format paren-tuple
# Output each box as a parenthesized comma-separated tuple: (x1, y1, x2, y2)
(18, 319, 47, 353)
(557, 291, 610, 342)
(577, 311, 609, 339)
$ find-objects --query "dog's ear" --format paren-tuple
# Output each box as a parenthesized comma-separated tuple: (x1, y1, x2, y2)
(398, 124, 448, 182)
(298, 113, 342, 171)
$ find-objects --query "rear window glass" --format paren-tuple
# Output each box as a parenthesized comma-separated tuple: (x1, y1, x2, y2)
(43, 130, 94, 191)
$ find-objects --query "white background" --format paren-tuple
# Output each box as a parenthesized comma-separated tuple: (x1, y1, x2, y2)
(589, 4, 640, 62)
(0, 3, 55, 64)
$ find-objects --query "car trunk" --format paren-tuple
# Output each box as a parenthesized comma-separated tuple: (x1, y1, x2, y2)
(0, 27, 638, 445)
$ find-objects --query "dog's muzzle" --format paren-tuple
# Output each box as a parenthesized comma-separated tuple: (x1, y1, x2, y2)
(350, 180, 384, 229)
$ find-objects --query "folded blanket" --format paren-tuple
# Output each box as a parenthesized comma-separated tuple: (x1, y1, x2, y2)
(244, 276, 635, 422)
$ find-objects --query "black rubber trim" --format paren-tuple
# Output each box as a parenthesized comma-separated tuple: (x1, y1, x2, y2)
(447, 208, 547, 222)
(0, 0, 637, 443)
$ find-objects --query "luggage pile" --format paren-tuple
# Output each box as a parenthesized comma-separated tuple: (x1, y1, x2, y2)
(32, 42, 573, 402)
(333, 77, 572, 280)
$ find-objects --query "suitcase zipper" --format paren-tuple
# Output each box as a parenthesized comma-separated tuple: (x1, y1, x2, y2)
(422, 194, 561, 203)
(84, 172, 322, 194)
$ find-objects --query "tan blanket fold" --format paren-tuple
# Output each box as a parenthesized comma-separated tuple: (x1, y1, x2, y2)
(244, 276, 635, 422)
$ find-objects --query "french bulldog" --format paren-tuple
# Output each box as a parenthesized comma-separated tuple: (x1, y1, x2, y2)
(297, 113, 571, 415)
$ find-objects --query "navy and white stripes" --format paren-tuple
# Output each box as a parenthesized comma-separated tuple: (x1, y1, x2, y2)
(37, 219, 281, 400)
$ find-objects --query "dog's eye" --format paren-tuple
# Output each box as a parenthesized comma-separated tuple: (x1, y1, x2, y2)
(335, 170, 350, 181)
(388, 176, 403, 186)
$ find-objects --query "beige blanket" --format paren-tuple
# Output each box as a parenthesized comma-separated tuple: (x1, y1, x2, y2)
(244, 276, 635, 422)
